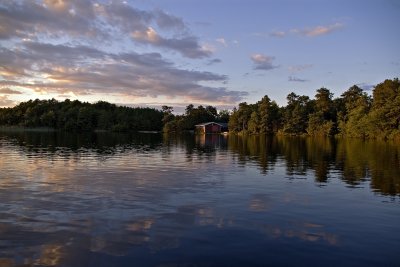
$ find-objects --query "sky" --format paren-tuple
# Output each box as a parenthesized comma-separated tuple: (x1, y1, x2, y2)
(0, 0, 399, 112)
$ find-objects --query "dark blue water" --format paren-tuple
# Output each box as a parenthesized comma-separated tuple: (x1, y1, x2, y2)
(0, 131, 399, 267)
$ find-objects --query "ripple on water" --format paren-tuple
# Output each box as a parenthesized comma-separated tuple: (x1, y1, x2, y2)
(0, 133, 399, 267)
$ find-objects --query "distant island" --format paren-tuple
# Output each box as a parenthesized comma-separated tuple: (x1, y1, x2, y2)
(0, 99, 164, 132)
(0, 78, 399, 140)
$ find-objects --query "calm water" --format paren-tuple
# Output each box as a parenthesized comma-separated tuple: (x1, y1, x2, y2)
(0, 131, 399, 267)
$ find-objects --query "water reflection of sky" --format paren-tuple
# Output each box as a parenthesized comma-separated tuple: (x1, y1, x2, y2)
(0, 132, 399, 266)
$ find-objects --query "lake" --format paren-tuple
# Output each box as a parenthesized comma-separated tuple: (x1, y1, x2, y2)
(0, 131, 399, 267)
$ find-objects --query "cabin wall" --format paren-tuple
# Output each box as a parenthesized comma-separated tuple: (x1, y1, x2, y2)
(196, 126, 206, 134)
(205, 124, 221, 133)
(196, 123, 225, 134)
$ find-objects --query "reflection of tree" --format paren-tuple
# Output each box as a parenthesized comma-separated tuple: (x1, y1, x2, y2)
(335, 139, 369, 185)
(305, 137, 335, 183)
(1, 131, 399, 196)
(228, 135, 278, 174)
(228, 134, 399, 196)
(162, 133, 228, 162)
(335, 139, 400, 195)
(274, 136, 335, 182)
(277, 136, 308, 176)
(368, 142, 400, 196)
(0, 130, 164, 159)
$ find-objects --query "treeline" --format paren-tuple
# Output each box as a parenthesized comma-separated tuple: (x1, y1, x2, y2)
(162, 104, 229, 132)
(0, 99, 163, 132)
(228, 78, 400, 140)
(1, 78, 398, 138)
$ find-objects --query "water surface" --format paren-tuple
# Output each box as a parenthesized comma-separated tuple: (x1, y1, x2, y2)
(0, 131, 399, 267)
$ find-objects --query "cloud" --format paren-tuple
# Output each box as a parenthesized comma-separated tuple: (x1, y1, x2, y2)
(251, 54, 278, 71)
(0, 1, 245, 105)
(0, 1, 210, 59)
(154, 9, 185, 30)
(293, 23, 344, 37)
(216, 38, 227, 47)
(0, 95, 16, 107)
(288, 64, 313, 73)
(0, 42, 246, 104)
(263, 23, 343, 39)
(270, 31, 286, 38)
(206, 58, 222, 65)
(122, 102, 237, 114)
(0, 88, 22, 94)
(132, 27, 212, 59)
(356, 83, 375, 91)
(288, 76, 308, 82)
(0, 0, 100, 40)
(132, 27, 160, 43)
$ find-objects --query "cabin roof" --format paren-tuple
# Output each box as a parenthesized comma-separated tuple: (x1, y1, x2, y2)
(195, 122, 228, 128)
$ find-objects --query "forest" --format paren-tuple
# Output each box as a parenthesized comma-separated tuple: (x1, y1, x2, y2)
(228, 78, 400, 140)
(161, 104, 229, 133)
(0, 99, 164, 132)
(0, 78, 399, 139)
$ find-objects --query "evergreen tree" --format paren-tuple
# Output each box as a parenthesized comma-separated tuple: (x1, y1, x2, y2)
(283, 93, 312, 135)
(307, 88, 336, 136)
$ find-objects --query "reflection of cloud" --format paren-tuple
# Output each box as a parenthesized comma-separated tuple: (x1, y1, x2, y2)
(249, 194, 271, 212)
(282, 192, 310, 205)
(90, 237, 107, 252)
(0, 258, 15, 267)
(35, 244, 65, 266)
(127, 219, 154, 232)
(261, 222, 338, 245)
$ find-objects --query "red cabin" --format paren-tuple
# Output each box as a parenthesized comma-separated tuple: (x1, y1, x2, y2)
(195, 122, 228, 134)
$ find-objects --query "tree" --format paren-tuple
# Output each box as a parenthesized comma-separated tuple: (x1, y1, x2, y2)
(185, 104, 194, 115)
(228, 107, 240, 133)
(0, 99, 163, 132)
(283, 93, 313, 135)
(307, 88, 336, 136)
(162, 105, 174, 125)
(369, 78, 400, 138)
(257, 95, 281, 134)
(258, 95, 271, 133)
(162, 105, 173, 114)
(315, 87, 334, 120)
(337, 85, 371, 137)
(205, 105, 218, 117)
(162, 104, 219, 132)
(247, 111, 260, 134)
(217, 109, 230, 123)
(236, 102, 255, 132)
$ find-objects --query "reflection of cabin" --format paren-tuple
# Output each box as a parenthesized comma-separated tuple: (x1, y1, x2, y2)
(196, 133, 228, 148)
(195, 122, 228, 134)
